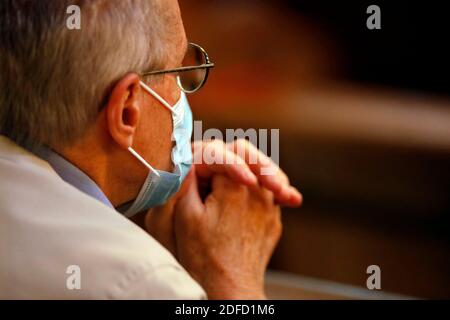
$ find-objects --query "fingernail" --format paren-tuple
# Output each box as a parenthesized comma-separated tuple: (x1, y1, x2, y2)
(290, 187, 303, 204)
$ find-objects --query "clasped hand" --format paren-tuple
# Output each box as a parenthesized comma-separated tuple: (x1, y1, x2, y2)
(144, 139, 302, 299)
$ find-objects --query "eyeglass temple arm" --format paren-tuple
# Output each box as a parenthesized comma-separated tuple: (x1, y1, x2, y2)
(140, 63, 215, 77)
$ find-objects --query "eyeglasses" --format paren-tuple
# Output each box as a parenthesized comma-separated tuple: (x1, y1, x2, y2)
(140, 42, 215, 94)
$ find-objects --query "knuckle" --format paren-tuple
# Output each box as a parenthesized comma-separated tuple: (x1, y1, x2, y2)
(203, 139, 223, 153)
(262, 188, 275, 204)
(212, 139, 225, 149)
(232, 183, 249, 197)
(223, 176, 244, 190)
(233, 138, 249, 152)
(214, 179, 249, 202)
(205, 192, 220, 208)
(178, 207, 200, 227)
(192, 206, 204, 219)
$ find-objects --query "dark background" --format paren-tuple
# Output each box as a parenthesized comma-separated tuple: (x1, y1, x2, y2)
(285, 0, 449, 95)
(182, 0, 450, 298)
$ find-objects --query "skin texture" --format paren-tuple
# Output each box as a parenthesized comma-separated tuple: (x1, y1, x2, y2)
(57, 0, 302, 299)
(175, 169, 282, 300)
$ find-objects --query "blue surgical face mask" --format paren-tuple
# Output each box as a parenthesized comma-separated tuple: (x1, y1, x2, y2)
(117, 81, 193, 218)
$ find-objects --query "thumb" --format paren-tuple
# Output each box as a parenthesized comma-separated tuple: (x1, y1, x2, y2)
(175, 166, 205, 216)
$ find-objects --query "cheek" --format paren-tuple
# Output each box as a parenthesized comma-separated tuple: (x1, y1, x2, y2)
(161, 74, 181, 106)
(134, 97, 174, 171)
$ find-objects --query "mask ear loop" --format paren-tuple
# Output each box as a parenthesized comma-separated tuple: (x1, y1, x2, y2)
(135, 80, 181, 177)
(139, 81, 180, 117)
(128, 147, 160, 177)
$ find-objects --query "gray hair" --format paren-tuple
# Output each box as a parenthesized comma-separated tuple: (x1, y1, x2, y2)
(0, 0, 175, 148)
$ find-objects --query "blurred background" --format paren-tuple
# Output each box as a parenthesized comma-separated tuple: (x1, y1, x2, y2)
(180, 0, 450, 298)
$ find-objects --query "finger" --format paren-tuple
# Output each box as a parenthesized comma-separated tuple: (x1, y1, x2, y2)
(275, 185, 303, 207)
(227, 139, 285, 187)
(289, 186, 303, 206)
(227, 139, 287, 183)
(193, 140, 258, 186)
(210, 173, 247, 198)
(227, 140, 302, 207)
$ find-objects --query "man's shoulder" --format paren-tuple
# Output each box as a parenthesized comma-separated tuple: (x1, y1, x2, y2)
(0, 137, 204, 299)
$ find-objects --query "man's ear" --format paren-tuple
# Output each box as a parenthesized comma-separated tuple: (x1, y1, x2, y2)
(106, 73, 141, 149)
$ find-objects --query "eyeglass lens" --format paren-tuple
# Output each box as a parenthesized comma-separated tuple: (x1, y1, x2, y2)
(177, 44, 207, 92)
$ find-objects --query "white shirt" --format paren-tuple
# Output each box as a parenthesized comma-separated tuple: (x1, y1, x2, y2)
(0, 136, 206, 299)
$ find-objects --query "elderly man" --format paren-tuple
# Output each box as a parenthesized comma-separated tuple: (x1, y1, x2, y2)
(0, 0, 301, 299)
